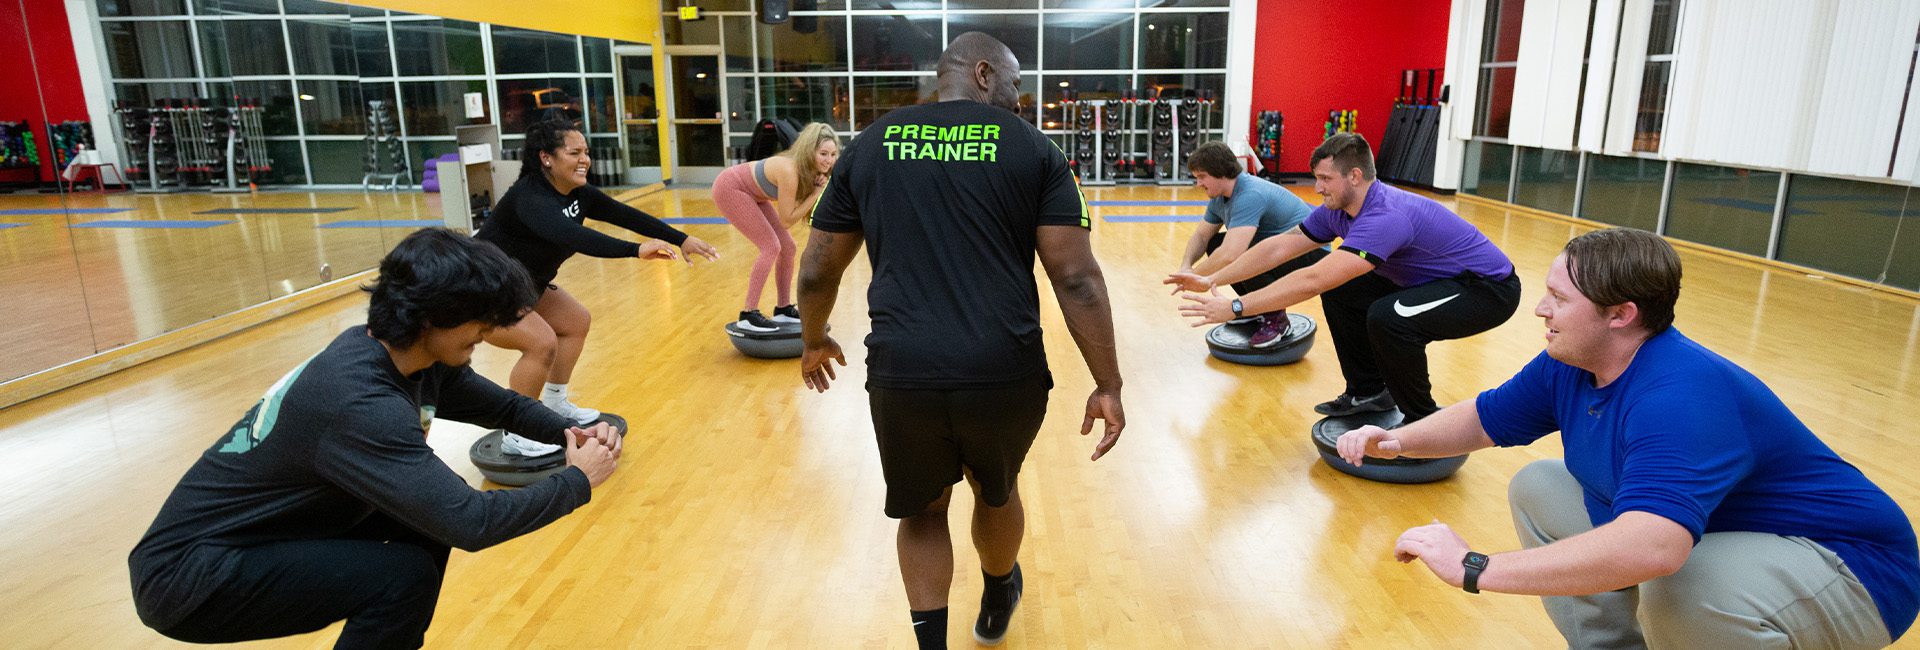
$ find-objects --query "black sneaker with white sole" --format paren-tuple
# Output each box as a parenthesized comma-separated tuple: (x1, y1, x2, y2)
(771, 304, 801, 324)
(973, 564, 1022, 646)
(1313, 389, 1397, 417)
(736, 310, 780, 332)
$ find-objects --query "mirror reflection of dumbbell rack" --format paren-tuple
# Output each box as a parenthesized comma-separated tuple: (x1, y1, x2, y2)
(1057, 89, 1216, 186)
(363, 100, 409, 191)
(114, 99, 271, 193)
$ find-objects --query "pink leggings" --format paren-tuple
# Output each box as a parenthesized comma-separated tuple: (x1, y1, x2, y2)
(713, 163, 794, 310)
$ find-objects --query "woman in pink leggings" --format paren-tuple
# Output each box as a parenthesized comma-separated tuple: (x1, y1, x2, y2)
(712, 122, 839, 331)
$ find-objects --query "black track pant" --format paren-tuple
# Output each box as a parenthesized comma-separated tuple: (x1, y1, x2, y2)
(1206, 232, 1329, 297)
(155, 513, 451, 650)
(1321, 270, 1522, 422)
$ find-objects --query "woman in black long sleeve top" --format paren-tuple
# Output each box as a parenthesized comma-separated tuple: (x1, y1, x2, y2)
(475, 119, 719, 442)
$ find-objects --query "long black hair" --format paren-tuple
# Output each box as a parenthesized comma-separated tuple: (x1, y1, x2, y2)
(519, 117, 582, 181)
(364, 228, 538, 348)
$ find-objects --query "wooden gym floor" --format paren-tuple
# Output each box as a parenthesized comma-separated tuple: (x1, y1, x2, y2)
(1, 183, 1917, 648)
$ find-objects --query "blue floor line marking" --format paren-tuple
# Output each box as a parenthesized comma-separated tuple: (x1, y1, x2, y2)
(318, 219, 442, 229)
(1088, 200, 1209, 207)
(73, 220, 235, 229)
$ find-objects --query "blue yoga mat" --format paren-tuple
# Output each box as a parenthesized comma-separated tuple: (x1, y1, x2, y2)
(1103, 215, 1205, 223)
(73, 220, 235, 229)
(1088, 200, 1210, 207)
(196, 207, 353, 215)
(318, 219, 443, 229)
(0, 208, 132, 216)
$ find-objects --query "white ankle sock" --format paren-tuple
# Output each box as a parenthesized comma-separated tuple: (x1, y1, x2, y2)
(541, 382, 568, 409)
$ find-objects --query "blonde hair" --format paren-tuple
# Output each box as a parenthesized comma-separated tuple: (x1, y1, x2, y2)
(778, 122, 840, 198)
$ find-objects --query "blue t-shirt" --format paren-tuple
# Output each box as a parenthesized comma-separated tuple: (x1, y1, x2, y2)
(1300, 181, 1513, 287)
(1477, 328, 1919, 639)
(1203, 173, 1313, 241)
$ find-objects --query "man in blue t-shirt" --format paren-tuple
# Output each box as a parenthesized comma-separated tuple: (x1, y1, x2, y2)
(1170, 133, 1521, 424)
(1173, 141, 1325, 346)
(1337, 228, 1917, 648)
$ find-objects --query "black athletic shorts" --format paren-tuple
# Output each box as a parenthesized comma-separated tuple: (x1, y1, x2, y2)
(868, 372, 1052, 519)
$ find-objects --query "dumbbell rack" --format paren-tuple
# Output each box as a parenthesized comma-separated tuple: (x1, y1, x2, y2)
(115, 100, 270, 193)
(363, 100, 409, 191)
(1059, 89, 1216, 186)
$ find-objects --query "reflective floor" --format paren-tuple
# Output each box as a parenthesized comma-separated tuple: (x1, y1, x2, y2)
(2, 182, 1917, 648)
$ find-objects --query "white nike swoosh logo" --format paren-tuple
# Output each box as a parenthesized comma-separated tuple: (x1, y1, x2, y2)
(1393, 294, 1460, 318)
(913, 621, 928, 626)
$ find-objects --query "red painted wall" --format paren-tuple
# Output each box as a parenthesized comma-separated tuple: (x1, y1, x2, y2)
(1250, 0, 1452, 175)
(0, 1, 91, 183)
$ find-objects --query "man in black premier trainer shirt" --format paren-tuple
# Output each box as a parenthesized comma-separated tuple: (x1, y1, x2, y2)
(797, 33, 1125, 650)
(129, 229, 622, 649)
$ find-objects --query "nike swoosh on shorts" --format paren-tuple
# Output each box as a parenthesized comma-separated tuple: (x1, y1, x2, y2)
(1393, 294, 1461, 318)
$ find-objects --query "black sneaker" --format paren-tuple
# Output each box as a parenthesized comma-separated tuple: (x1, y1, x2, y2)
(1314, 389, 1396, 416)
(735, 310, 779, 332)
(973, 564, 1022, 646)
(771, 304, 801, 324)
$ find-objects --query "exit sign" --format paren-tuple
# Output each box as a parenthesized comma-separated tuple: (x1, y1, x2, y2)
(679, 5, 702, 20)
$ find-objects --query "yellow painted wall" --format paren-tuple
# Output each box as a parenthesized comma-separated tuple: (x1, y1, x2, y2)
(332, 0, 659, 43)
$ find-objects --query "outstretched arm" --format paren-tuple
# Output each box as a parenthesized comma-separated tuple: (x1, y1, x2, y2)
(1036, 225, 1125, 460)
(797, 228, 863, 392)
(1177, 221, 1223, 272)
(1190, 225, 1255, 276)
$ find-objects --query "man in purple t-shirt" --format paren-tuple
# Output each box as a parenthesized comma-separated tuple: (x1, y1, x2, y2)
(1170, 133, 1521, 424)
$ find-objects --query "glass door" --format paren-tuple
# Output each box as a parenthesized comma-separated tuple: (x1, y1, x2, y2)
(665, 46, 725, 184)
(616, 46, 663, 185)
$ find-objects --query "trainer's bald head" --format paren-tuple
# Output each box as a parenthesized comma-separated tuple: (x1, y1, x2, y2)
(937, 32, 1021, 112)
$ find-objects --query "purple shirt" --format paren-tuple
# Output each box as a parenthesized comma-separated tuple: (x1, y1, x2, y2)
(1300, 181, 1513, 287)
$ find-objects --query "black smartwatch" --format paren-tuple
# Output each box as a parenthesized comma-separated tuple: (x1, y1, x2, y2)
(1230, 298, 1245, 319)
(1462, 551, 1490, 594)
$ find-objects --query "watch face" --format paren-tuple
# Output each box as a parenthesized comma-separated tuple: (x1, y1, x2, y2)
(1464, 552, 1489, 569)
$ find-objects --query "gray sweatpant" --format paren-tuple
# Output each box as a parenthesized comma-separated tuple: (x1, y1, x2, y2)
(1507, 459, 1892, 650)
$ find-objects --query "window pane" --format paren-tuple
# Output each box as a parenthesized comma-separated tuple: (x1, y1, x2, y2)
(1042, 0, 1131, 8)
(676, 123, 726, 167)
(621, 55, 660, 119)
(113, 81, 202, 107)
(498, 77, 585, 133)
(671, 58, 720, 120)
(1891, 199, 1920, 290)
(492, 27, 579, 74)
(258, 139, 306, 185)
(759, 16, 848, 72)
(723, 17, 755, 73)
(852, 0, 936, 8)
(224, 20, 291, 76)
(1580, 153, 1663, 231)
(1665, 162, 1780, 257)
(584, 38, 612, 73)
(393, 20, 485, 76)
(1646, 0, 1679, 56)
(105, 21, 196, 79)
(1776, 175, 1906, 283)
(1475, 66, 1515, 138)
(759, 76, 850, 131)
(1044, 13, 1133, 70)
(1142, 72, 1223, 131)
(1046, 73, 1131, 105)
(399, 79, 488, 136)
(283, 0, 350, 14)
(585, 78, 617, 134)
(1511, 147, 1578, 215)
(196, 0, 278, 15)
(951, 0, 1032, 9)
(406, 140, 460, 179)
(306, 140, 371, 184)
(288, 19, 358, 75)
(625, 123, 661, 169)
(854, 76, 936, 129)
(1482, 0, 1526, 62)
(949, 13, 1038, 69)
(1634, 60, 1671, 152)
(1462, 140, 1512, 200)
(1138, 13, 1226, 70)
(853, 15, 941, 72)
(353, 22, 392, 77)
(97, 0, 187, 17)
(297, 79, 365, 135)
(235, 80, 298, 135)
(727, 74, 757, 133)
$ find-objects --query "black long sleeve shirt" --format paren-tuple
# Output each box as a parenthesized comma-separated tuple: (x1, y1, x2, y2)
(475, 175, 688, 286)
(128, 326, 587, 630)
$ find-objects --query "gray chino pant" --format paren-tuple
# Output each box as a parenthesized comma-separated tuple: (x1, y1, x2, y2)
(1507, 459, 1892, 650)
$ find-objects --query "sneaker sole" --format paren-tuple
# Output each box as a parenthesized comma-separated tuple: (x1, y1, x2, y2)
(1314, 402, 1397, 416)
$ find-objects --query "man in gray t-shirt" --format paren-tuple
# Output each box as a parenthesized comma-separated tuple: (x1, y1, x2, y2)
(1169, 133, 1521, 425)
(1174, 141, 1325, 346)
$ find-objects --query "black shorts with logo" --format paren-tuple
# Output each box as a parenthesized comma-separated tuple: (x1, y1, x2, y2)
(868, 372, 1052, 518)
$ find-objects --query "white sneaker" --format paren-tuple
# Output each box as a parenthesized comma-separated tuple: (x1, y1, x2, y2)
(735, 310, 780, 333)
(500, 432, 561, 457)
(549, 399, 600, 426)
(770, 305, 801, 324)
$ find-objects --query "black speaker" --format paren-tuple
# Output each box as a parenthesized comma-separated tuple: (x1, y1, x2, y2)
(759, 0, 789, 24)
